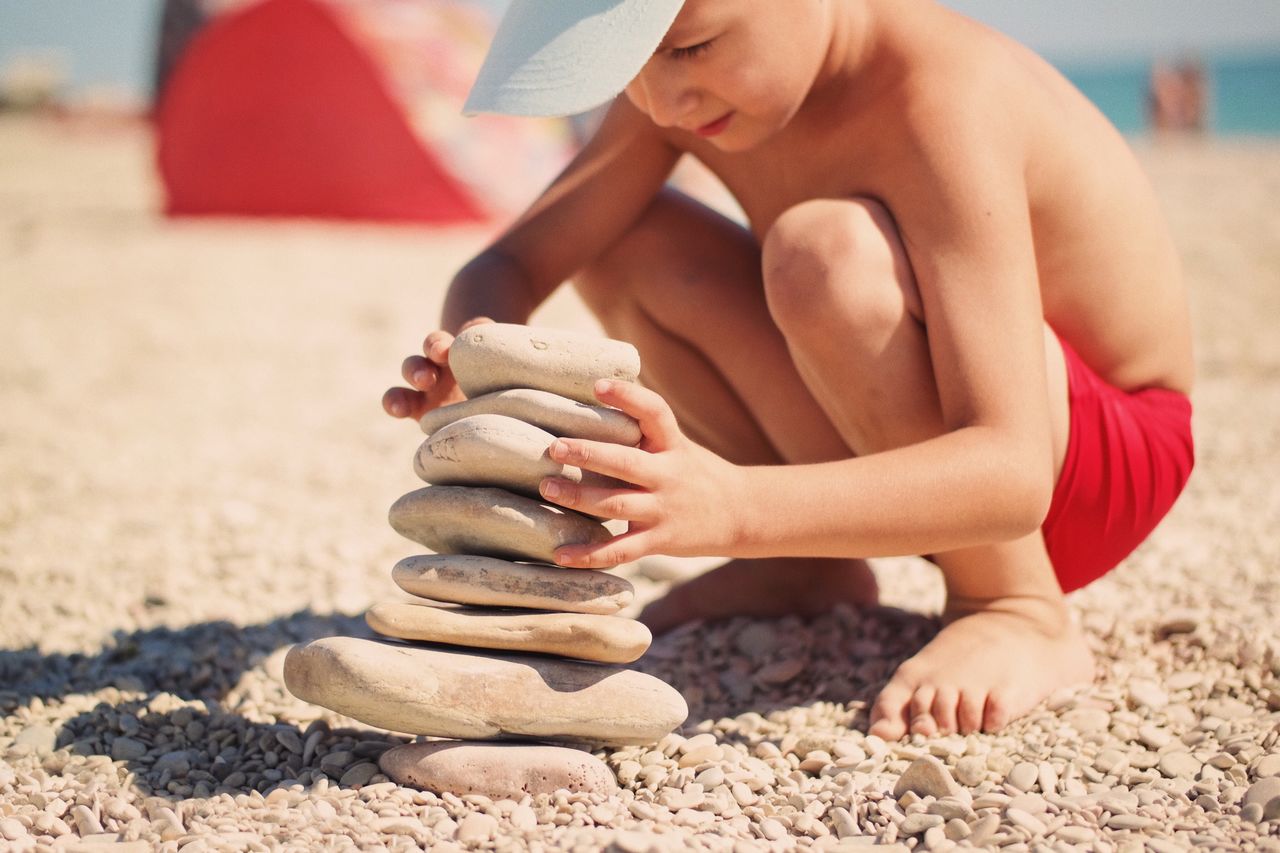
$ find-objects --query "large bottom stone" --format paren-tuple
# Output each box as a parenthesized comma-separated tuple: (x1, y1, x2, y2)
(365, 602, 651, 663)
(284, 637, 686, 746)
(379, 741, 619, 797)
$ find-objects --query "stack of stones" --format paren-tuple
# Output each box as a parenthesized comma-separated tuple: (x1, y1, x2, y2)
(285, 323, 688, 797)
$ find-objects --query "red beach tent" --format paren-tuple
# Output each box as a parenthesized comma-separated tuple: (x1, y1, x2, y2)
(155, 0, 503, 224)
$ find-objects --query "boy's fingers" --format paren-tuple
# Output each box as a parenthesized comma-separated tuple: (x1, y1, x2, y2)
(382, 387, 427, 420)
(401, 356, 439, 391)
(553, 529, 654, 569)
(422, 330, 455, 364)
(547, 437, 653, 486)
(592, 380, 682, 449)
(539, 479, 656, 523)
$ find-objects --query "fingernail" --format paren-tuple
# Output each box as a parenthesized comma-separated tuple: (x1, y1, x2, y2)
(549, 439, 567, 459)
(542, 479, 560, 499)
(595, 379, 613, 395)
(391, 403, 405, 417)
(413, 369, 429, 385)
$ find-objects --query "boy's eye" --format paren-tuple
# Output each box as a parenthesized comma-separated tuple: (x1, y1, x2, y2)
(670, 39, 713, 60)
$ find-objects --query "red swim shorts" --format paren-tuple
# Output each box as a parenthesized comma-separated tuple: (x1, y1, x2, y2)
(1042, 337, 1195, 593)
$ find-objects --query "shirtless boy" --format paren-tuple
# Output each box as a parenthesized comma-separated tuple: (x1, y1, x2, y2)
(383, 0, 1195, 739)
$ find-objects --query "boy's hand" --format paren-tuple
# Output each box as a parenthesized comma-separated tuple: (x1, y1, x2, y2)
(381, 317, 493, 422)
(539, 380, 746, 568)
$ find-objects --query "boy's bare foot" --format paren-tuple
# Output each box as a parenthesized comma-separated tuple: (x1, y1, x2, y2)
(868, 595, 1094, 738)
(638, 557, 879, 636)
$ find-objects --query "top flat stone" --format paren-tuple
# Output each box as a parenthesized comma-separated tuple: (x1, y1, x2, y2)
(449, 324, 641, 405)
(420, 388, 642, 446)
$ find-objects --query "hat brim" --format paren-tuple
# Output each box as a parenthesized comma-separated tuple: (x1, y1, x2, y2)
(463, 0, 686, 117)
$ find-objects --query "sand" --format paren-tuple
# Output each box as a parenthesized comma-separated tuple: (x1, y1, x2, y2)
(1, 114, 1278, 851)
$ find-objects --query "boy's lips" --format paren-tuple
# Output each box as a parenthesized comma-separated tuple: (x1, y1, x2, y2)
(694, 112, 734, 137)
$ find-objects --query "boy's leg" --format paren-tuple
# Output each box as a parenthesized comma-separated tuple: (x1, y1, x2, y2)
(760, 199, 1093, 736)
(573, 188, 879, 626)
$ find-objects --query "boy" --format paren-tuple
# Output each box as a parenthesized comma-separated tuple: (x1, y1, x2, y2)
(382, 0, 1195, 739)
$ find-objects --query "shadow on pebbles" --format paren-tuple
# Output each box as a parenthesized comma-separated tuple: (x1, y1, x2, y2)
(2, 593, 1279, 851)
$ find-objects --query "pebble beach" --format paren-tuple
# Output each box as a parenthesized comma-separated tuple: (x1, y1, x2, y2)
(1, 115, 1278, 851)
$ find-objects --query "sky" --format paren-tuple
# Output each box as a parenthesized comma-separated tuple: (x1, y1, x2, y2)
(1, 0, 1279, 100)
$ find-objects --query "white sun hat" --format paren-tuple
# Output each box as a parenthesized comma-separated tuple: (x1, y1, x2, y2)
(463, 0, 687, 117)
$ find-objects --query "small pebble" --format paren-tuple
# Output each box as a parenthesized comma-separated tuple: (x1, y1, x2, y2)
(1005, 807, 1048, 836)
(1007, 762, 1039, 792)
(1159, 751, 1203, 779)
(457, 812, 498, 843)
(899, 813, 943, 835)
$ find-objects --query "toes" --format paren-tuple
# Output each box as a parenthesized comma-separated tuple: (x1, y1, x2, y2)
(956, 688, 986, 734)
(983, 688, 1016, 732)
(908, 686, 939, 737)
(869, 678, 915, 741)
(929, 686, 960, 735)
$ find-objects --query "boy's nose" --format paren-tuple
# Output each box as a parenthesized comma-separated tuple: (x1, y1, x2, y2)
(627, 68, 699, 129)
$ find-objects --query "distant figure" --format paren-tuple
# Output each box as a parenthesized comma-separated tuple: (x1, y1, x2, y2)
(153, 0, 209, 105)
(1148, 58, 1208, 134)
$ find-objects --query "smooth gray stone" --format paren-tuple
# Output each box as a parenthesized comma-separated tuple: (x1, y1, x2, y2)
(379, 741, 619, 797)
(449, 323, 640, 405)
(365, 601, 651, 663)
(414, 414, 616, 499)
(388, 486, 612, 564)
(419, 388, 641, 446)
(284, 637, 687, 746)
(392, 554, 633, 615)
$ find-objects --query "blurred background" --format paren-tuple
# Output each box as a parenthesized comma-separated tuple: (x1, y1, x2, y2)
(3, 0, 1279, 132)
(1, 0, 1278, 229)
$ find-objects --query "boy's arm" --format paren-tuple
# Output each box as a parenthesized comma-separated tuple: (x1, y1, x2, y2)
(545, 94, 1059, 566)
(442, 98, 682, 331)
(385, 98, 679, 422)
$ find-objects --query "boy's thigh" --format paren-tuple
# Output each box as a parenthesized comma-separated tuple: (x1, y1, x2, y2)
(574, 186, 762, 321)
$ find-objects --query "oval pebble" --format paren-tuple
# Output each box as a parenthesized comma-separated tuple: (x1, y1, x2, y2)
(414, 414, 617, 498)
(1007, 761, 1039, 792)
(421, 388, 642, 445)
(1159, 751, 1203, 779)
(392, 553, 633, 615)
(389, 485, 611, 564)
(365, 602, 651, 664)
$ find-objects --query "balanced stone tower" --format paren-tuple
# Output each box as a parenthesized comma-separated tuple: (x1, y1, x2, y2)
(284, 324, 688, 797)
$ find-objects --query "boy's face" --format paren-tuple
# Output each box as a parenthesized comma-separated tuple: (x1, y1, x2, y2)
(624, 0, 833, 152)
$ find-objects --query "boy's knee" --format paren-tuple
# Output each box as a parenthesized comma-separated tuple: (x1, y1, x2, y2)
(762, 197, 910, 333)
